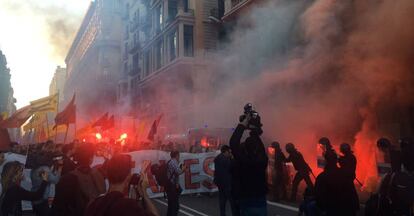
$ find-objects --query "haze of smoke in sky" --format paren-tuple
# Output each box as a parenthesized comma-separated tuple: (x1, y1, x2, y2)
(2, 1, 84, 61)
(200, 0, 414, 186)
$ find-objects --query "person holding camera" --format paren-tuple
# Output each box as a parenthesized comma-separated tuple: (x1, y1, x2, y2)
(30, 156, 63, 216)
(85, 154, 159, 216)
(166, 150, 187, 216)
(230, 106, 268, 216)
(1, 161, 49, 216)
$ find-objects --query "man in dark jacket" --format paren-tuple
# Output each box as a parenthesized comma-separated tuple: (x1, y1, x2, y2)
(318, 137, 338, 168)
(214, 145, 237, 216)
(338, 143, 359, 216)
(285, 143, 313, 202)
(85, 154, 159, 216)
(230, 114, 268, 215)
(51, 144, 106, 216)
(314, 151, 341, 216)
(61, 143, 77, 176)
(271, 142, 287, 201)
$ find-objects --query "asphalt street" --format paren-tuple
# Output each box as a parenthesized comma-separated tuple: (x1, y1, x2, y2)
(153, 193, 299, 216)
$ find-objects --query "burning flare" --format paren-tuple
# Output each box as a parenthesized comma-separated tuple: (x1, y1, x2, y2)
(95, 133, 102, 140)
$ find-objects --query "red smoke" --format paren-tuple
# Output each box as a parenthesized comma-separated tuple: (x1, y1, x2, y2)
(199, 0, 414, 190)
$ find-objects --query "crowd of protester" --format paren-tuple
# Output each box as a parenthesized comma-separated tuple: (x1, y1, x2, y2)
(0, 112, 412, 216)
(0, 140, 161, 216)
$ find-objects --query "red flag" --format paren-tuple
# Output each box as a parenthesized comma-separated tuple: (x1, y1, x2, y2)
(101, 115, 115, 131)
(147, 114, 163, 141)
(0, 115, 11, 150)
(92, 112, 109, 128)
(0, 105, 32, 128)
(54, 94, 76, 128)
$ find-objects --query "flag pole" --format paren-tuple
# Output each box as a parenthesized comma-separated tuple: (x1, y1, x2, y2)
(45, 113, 50, 140)
(54, 91, 60, 143)
(73, 104, 77, 140)
(63, 124, 69, 144)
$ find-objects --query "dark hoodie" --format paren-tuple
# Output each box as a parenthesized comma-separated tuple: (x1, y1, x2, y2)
(51, 166, 106, 216)
(229, 124, 268, 199)
(84, 191, 155, 216)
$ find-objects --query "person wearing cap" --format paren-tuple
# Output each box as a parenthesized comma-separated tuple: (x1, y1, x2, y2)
(318, 137, 338, 166)
(85, 154, 159, 216)
(285, 143, 313, 202)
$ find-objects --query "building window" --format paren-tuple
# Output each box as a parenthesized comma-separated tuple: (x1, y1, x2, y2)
(144, 51, 150, 76)
(123, 62, 128, 75)
(130, 79, 135, 92)
(124, 42, 128, 58)
(155, 40, 163, 69)
(134, 10, 139, 23)
(184, 0, 189, 12)
(169, 30, 177, 61)
(122, 83, 128, 96)
(231, 0, 241, 7)
(133, 53, 139, 75)
(184, 25, 194, 57)
(134, 32, 139, 46)
(125, 3, 130, 19)
(124, 25, 129, 40)
(154, 5, 163, 33)
(168, 0, 177, 23)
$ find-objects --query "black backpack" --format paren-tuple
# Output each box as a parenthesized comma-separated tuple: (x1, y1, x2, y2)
(151, 160, 171, 188)
(366, 172, 414, 216)
(389, 171, 414, 215)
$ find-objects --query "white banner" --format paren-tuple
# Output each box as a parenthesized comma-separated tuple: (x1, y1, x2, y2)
(2, 150, 219, 209)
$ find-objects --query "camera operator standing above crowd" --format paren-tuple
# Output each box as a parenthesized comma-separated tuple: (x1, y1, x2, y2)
(230, 104, 268, 216)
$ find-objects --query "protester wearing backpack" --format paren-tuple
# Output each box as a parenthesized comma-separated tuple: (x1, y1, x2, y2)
(51, 144, 106, 216)
(366, 138, 414, 216)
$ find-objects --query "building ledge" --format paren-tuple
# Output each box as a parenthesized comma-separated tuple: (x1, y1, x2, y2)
(222, 0, 258, 22)
(139, 57, 195, 86)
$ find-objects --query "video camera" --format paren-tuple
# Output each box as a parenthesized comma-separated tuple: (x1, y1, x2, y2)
(239, 103, 263, 131)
